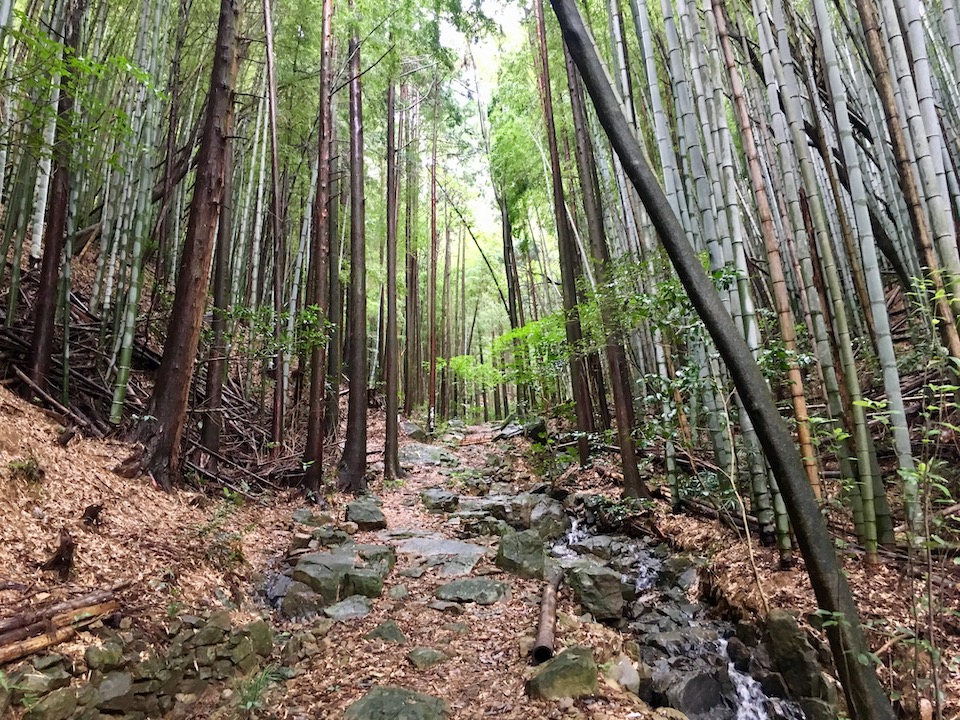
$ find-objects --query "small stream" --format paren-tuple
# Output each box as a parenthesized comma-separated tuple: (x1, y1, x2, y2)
(551, 513, 806, 720)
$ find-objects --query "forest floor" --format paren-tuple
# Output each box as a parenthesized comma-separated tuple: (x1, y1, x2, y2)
(0, 383, 958, 719)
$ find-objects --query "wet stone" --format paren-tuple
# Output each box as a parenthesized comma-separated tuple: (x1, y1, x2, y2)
(496, 529, 546, 579)
(565, 562, 624, 622)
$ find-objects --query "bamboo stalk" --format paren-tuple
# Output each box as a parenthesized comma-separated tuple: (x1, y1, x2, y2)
(533, 571, 563, 664)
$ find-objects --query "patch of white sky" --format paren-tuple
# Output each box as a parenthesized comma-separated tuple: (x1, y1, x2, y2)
(435, 0, 526, 251)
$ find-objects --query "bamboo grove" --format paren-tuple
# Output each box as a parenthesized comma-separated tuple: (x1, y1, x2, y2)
(1, 0, 960, 711)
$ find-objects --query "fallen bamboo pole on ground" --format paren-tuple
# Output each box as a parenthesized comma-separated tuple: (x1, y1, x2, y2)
(0, 600, 119, 664)
(533, 571, 563, 664)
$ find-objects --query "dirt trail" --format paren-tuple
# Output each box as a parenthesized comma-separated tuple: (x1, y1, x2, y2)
(279, 424, 645, 720)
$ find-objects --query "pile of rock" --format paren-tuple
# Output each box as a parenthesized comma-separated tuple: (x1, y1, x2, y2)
(0, 612, 273, 720)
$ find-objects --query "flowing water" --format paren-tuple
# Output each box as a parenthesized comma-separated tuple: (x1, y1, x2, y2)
(553, 519, 806, 720)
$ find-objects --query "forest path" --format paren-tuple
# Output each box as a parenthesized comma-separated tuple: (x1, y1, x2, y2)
(278, 421, 642, 720)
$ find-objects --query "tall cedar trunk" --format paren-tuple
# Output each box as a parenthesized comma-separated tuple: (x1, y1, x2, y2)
(550, 2, 894, 718)
(563, 42, 647, 497)
(439, 212, 451, 420)
(304, 0, 334, 492)
(427, 87, 439, 432)
(263, 0, 285, 453)
(29, 0, 84, 390)
(402, 88, 420, 415)
(325, 85, 342, 438)
(384, 79, 403, 479)
(338, 27, 367, 492)
(199, 130, 234, 470)
(131, 0, 239, 491)
(533, 0, 592, 464)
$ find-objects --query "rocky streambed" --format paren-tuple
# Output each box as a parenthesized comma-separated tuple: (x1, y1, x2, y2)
(261, 440, 839, 720)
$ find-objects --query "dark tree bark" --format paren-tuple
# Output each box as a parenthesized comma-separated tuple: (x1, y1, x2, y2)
(263, 0, 286, 454)
(550, 1, 893, 717)
(563, 42, 647, 498)
(337, 27, 367, 493)
(427, 86, 439, 433)
(325, 83, 344, 439)
(127, 0, 239, 491)
(304, 0, 334, 493)
(29, 0, 85, 391)
(199, 128, 234, 471)
(402, 90, 421, 416)
(533, 0, 593, 465)
(384, 78, 404, 480)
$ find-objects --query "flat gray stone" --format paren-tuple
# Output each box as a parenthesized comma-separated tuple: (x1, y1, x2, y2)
(407, 647, 447, 670)
(399, 443, 459, 467)
(394, 535, 487, 576)
(324, 595, 373, 621)
(435, 578, 508, 605)
(344, 685, 449, 720)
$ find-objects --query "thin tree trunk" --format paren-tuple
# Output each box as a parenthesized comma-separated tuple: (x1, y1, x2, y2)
(338, 22, 368, 493)
(385, 77, 403, 479)
(534, 0, 593, 465)
(304, 0, 334, 493)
